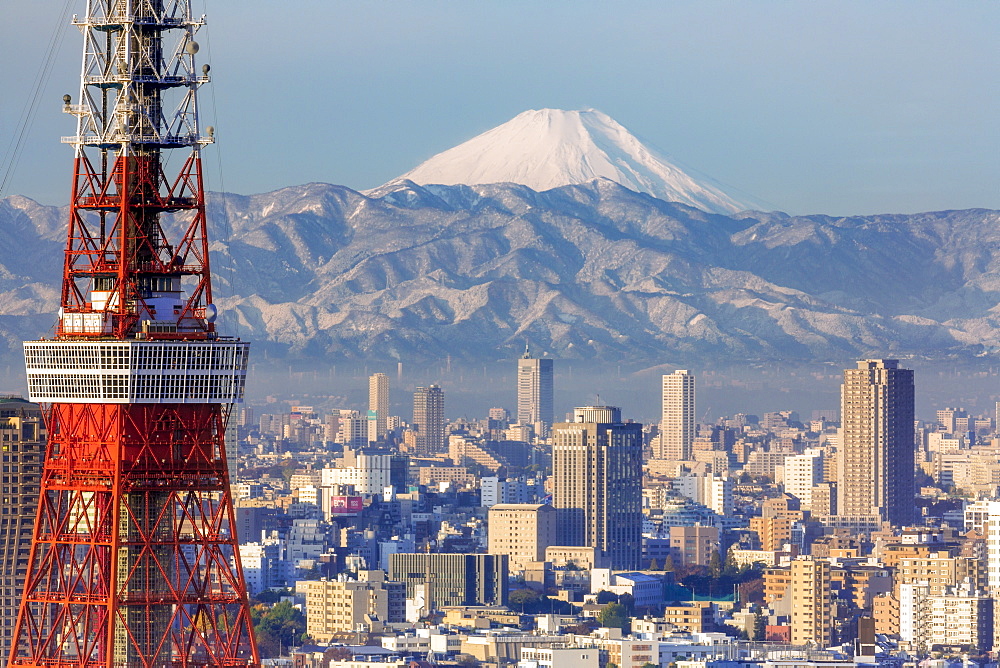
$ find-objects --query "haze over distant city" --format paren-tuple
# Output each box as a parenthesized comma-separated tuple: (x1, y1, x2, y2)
(2, 1, 998, 216)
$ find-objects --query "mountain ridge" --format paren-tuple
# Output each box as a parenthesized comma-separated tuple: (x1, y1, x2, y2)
(3, 181, 1000, 367)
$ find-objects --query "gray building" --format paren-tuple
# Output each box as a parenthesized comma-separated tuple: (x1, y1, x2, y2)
(412, 385, 445, 455)
(0, 397, 44, 664)
(551, 408, 643, 570)
(388, 553, 508, 609)
(516, 348, 553, 433)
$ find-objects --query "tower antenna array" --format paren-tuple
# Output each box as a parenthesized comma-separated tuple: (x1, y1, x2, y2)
(10, 1, 259, 666)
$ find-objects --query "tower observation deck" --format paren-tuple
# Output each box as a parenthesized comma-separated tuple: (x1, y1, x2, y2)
(10, 2, 258, 667)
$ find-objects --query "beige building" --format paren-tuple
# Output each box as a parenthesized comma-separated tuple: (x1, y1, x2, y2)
(658, 370, 695, 461)
(488, 504, 557, 571)
(668, 525, 719, 567)
(750, 516, 796, 553)
(895, 550, 972, 597)
(920, 582, 992, 652)
(838, 359, 915, 525)
(789, 557, 832, 647)
(0, 398, 44, 661)
(544, 546, 609, 569)
(368, 373, 389, 443)
(303, 572, 406, 641)
(661, 603, 714, 633)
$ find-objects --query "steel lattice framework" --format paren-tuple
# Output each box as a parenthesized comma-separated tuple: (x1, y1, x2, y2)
(10, 2, 259, 667)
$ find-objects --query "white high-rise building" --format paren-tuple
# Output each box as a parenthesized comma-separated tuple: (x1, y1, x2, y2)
(368, 373, 390, 443)
(659, 370, 695, 460)
(980, 501, 1000, 651)
(783, 450, 824, 509)
(322, 449, 395, 495)
(676, 474, 733, 516)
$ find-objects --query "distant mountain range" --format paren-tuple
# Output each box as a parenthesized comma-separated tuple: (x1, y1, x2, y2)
(2, 181, 1000, 367)
(2, 108, 999, 368)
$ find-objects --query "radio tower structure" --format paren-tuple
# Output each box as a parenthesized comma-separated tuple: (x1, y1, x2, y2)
(10, 1, 259, 667)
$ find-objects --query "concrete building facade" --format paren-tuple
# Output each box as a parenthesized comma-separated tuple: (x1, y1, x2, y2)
(837, 359, 915, 526)
(388, 553, 508, 609)
(551, 412, 643, 570)
(413, 385, 445, 455)
(659, 370, 695, 461)
(516, 350, 554, 435)
(488, 504, 557, 571)
(0, 398, 44, 662)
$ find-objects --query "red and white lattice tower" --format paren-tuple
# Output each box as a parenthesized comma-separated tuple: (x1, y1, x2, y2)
(10, 1, 259, 667)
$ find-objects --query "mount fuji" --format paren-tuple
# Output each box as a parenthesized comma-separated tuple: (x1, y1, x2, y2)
(380, 108, 763, 215)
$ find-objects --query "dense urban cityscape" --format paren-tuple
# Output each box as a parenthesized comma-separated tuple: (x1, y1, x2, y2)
(7, 352, 1000, 667)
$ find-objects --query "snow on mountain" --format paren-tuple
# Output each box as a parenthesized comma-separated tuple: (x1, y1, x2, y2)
(4, 184, 1000, 367)
(381, 108, 761, 215)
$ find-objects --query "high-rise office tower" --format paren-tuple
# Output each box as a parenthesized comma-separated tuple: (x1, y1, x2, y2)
(659, 370, 695, 460)
(517, 347, 554, 434)
(368, 372, 390, 443)
(0, 398, 44, 662)
(413, 385, 445, 455)
(551, 407, 643, 570)
(837, 359, 915, 526)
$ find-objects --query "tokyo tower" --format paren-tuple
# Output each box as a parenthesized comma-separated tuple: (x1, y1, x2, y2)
(10, 1, 259, 667)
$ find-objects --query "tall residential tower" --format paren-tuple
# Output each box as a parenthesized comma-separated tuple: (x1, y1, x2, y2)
(0, 398, 44, 662)
(837, 359, 915, 526)
(413, 385, 445, 455)
(368, 372, 389, 443)
(658, 370, 695, 460)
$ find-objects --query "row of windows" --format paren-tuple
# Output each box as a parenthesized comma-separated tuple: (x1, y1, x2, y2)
(25, 343, 130, 370)
(24, 342, 249, 373)
(27, 372, 246, 403)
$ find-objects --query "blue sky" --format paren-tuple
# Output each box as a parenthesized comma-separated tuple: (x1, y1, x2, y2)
(2, 1, 997, 216)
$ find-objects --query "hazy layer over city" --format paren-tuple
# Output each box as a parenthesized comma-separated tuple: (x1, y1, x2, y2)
(4, 359, 985, 427)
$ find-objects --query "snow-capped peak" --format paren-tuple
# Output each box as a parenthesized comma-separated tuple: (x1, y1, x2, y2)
(378, 108, 763, 214)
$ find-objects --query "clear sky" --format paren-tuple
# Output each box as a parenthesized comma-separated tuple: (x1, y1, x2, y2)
(2, 1, 997, 216)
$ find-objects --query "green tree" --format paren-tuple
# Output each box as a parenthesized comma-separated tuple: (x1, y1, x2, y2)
(596, 602, 630, 633)
(723, 546, 740, 577)
(509, 588, 541, 612)
(252, 588, 289, 605)
(649, 559, 660, 571)
(253, 600, 306, 658)
(663, 554, 675, 572)
(708, 549, 722, 579)
(595, 590, 619, 605)
(752, 609, 767, 641)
